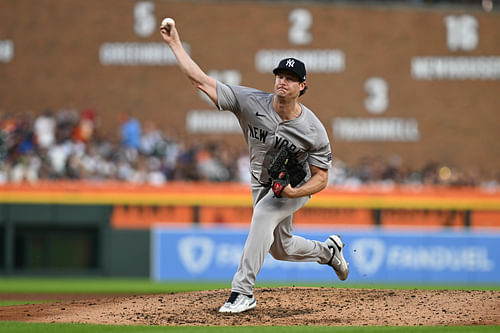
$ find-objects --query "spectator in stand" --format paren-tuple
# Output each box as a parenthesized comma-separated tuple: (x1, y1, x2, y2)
(119, 112, 142, 150)
(73, 106, 98, 144)
(146, 155, 167, 185)
(140, 120, 165, 156)
(56, 107, 79, 143)
(46, 135, 73, 179)
(196, 143, 230, 182)
(14, 112, 35, 156)
(34, 109, 56, 149)
(162, 133, 181, 181)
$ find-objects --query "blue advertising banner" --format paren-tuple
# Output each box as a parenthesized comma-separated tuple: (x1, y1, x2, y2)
(151, 227, 500, 284)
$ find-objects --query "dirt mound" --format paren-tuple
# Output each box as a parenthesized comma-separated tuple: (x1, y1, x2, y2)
(1, 287, 499, 326)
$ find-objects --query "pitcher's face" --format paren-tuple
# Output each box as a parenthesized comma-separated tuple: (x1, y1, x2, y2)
(274, 70, 304, 99)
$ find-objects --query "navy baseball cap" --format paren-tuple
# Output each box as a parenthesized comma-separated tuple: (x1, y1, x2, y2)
(273, 58, 306, 82)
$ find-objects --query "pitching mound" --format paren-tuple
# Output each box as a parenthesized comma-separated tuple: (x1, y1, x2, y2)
(1, 287, 499, 326)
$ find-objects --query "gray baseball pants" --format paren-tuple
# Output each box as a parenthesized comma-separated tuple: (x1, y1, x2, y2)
(231, 178, 333, 296)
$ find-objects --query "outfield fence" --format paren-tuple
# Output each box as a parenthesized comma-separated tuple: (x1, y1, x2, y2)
(1, 181, 499, 278)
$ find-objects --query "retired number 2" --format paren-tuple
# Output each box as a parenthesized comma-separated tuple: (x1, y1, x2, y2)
(288, 8, 312, 45)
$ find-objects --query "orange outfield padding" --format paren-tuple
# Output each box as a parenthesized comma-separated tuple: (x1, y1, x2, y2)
(196, 207, 374, 227)
(1, 181, 500, 229)
(110, 205, 376, 229)
(110, 205, 500, 230)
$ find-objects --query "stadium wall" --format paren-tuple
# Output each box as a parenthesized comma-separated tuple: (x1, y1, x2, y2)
(1, 1, 499, 173)
(1, 182, 499, 277)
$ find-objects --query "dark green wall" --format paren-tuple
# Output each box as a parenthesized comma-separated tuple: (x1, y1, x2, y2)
(0, 204, 150, 277)
(107, 229, 150, 277)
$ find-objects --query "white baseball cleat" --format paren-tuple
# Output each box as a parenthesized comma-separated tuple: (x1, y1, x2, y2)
(326, 234, 349, 281)
(219, 292, 256, 313)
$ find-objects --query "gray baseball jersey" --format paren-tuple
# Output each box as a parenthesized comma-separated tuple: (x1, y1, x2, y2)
(216, 81, 334, 296)
(216, 81, 332, 185)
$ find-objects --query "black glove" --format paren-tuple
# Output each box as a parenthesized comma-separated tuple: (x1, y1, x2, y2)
(286, 151, 307, 187)
(268, 146, 306, 197)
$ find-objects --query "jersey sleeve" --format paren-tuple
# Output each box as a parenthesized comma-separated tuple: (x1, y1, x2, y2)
(308, 124, 333, 170)
(216, 81, 240, 113)
(308, 143, 332, 170)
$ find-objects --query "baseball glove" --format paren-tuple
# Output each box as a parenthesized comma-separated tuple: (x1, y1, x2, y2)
(268, 146, 306, 197)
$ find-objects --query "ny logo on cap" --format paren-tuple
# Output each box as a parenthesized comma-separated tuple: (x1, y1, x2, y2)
(286, 59, 295, 67)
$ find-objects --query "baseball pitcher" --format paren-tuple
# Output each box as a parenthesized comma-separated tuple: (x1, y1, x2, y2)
(160, 18, 349, 314)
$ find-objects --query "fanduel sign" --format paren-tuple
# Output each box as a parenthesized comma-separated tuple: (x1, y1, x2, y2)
(151, 227, 499, 283)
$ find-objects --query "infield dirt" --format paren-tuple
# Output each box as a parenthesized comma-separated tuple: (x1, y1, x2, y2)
(1, 287, 499, 326)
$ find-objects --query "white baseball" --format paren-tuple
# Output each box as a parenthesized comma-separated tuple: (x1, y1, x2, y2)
(161, 17, 175, 29)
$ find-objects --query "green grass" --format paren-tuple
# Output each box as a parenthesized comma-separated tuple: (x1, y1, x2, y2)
(0, 277, 498, 294)
(0, 322, 498, 333)
(0, 277, 229, 294)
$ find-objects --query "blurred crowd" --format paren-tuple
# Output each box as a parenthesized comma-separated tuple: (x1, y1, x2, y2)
(0, 108, 251, 186)
(0, 108, 498, 189)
